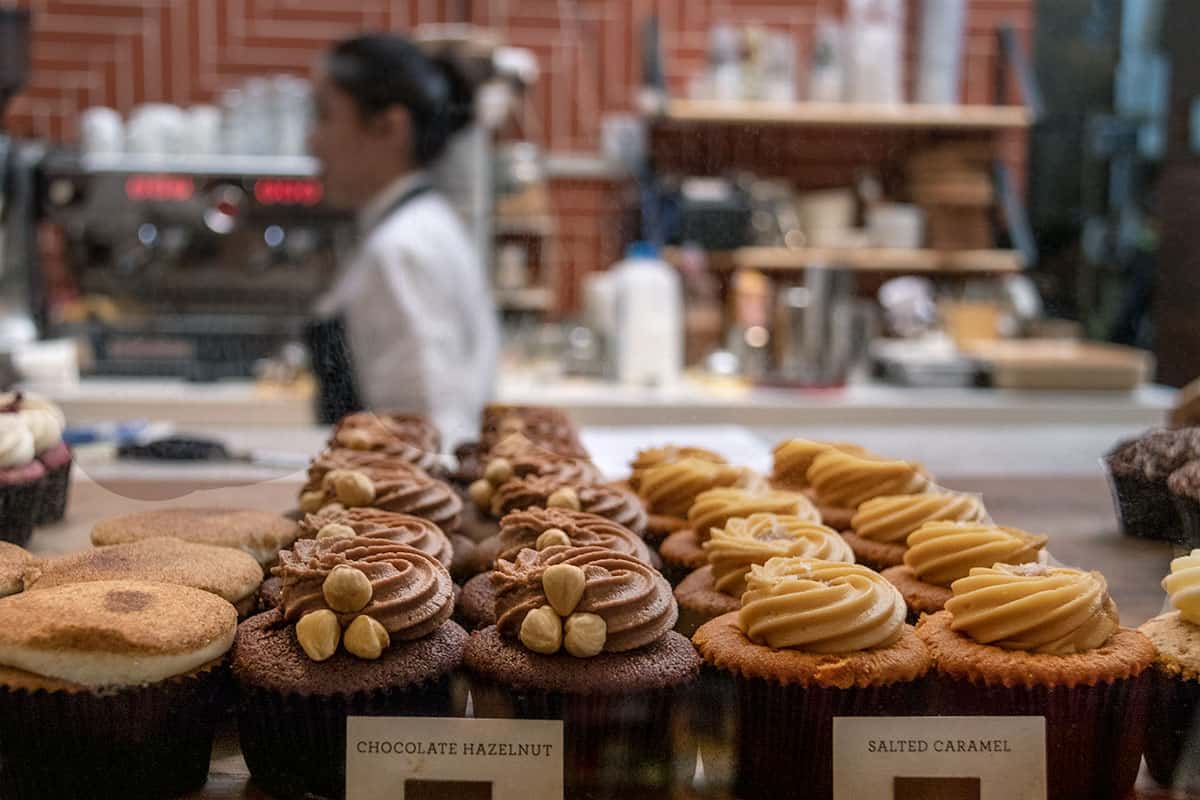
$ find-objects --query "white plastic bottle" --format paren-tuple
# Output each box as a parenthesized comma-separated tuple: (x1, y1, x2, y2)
(611, 242, 683, 388)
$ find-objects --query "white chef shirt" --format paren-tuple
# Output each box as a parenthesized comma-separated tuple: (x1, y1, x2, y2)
(316, 171, 499, 449)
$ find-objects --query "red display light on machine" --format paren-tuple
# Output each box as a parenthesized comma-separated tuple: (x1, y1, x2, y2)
(253, 178, 323, 206)
(124, 175, 195, 202)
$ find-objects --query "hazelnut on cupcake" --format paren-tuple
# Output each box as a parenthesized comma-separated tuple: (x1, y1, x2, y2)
(636, 457, 747, 543)
(674, 513, 853, 635)
(234, 537, 467, 799)
(806, 448, 929, 531)
(457, 507, 656, 630)
(843, 490, 985, 569)
(23, 537, 264, 617)
(880, 522, 1048, 619)
(0, 580, 236, 799)
(917, 563, 1155, 800)
(465, 545, 700, 797)
(658, 485, 818, 585)
(0, 542, 35, 598)
(91, 508, 300, 568)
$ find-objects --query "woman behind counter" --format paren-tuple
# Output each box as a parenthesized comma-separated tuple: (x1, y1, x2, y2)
(307, 33, 499, 446)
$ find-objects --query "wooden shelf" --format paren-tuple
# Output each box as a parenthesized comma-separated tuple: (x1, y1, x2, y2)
(659, 100, 1032, 131)
(673, 246, 1024, 274)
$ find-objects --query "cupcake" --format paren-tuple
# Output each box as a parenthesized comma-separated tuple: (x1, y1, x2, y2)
(16, 406, 70, 525)
(917, 563, 1155, 800)
(659, 486, 819, 586)
(629, 444, 725, 491)
(843, 490, 985, 569)
(22, 537, 265, 617)
(464, 545, 701, 798)
(0, 415, 44, 547)
(478, 404, 588, 457)
(457, 507, 656, 629)
(298, 450, 463, 534)
(234, 536, 467, 799)
(0, 580, 236, 799)
(1169, 461, 1200, 547)
(0, 542, 34, 598)
(881, 522, 1047, 619)
(693, 558, 932, 800)
(769, 438, 867, 490)
(674, 513, 853, 635)
(91, 508, 300, 567)
(806, 448, 929, 530)
(1138, 549, 1200, 786)
(328, 410, 443, 474)
(1105, 428, 1200, 541)
(636, 457, 747, 543)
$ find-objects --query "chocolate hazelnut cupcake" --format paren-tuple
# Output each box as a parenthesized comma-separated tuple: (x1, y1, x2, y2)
(806, 448, 929, 531)
(769, 438, 867, 491)
(91, 508, 300, 567)
(636, 457, 747, 544)
(478, 404, 588, 458)
(660, 486, 820, 586)
(881, 522, 1047, 619)
(843, 490, 985, 569)
(464, 545, 701, 799)
(1138, 549, 1200, 786)
(674, 513, 853, 635)
(328, 410, 443, 474)
(0, 415, 45, 547)
(917, 563, 1155, 800)
(234, 537, 467, 799)
(457, 507, 657, 629)
(693, 558, 931, 800)
(628, 444, 725, 492)
(0, 580, 236, 799)
(23, 537, 264, 617)
(0, 542, 34, 598)
(1105, 428, 1200, 541)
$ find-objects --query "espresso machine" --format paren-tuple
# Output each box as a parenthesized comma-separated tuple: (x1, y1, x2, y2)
(41, 155, 352, 379)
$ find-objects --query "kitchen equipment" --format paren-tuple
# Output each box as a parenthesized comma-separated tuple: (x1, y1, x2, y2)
(795, 189, 856, 247)
(674, 178, 752, 250)
(612, 242, 683, 388)
(916, 0, 967, 105)
(809, 18, 845, 102)
(965, 340, 1153, 391)
(41, 152, 351, 379)
(80, 107, 124, 157)
(867, 203, 924, 248)
(846, 0, 905, 105)
(771, 268, 866, 386)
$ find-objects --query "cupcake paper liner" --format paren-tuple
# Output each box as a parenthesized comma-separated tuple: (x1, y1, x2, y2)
(1145, 669, 1200, 787)
(1174, 494, 1200, 550)
(236, 674, 461, 800)
(0, 665, 228, 800)
(35, 457, 71, 525)
(0, 479, 43, 547)
(731, 674, 927, 800)
(1105, 466, 1181, 542)
(469, 676, 696, 799)
(931, 674, 1149, 800)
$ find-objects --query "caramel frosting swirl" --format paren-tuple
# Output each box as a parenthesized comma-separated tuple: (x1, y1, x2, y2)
(945, 564, 1120, 655)
(299, 506, 453, 567)
(490, 475, 647, 535)
(1162, 549, 1200, 626)
(705, 514, 854, 596)
(637, 457, 746, 518)
(807, 449, 930, 509)
(493, 545, 677, 652)
(737, 558, 906, 653)
(485, 434, 603, 485)
(903, 522, 1048, 586)
(275, 538, 453, 641)
(629, 445, 725, 490)
(851, 492, 984, 543)
(497, 508, 653, 564)
(688, 487, 820, 543)
(771, 439, 868, 489)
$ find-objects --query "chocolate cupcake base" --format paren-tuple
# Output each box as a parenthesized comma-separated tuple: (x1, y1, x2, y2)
(35, 452, 71, 525)
(0, 478, 42, 547)
(1107, 468, 1181, 542)
(1145, 667, 1200, 787)
(1174, 494, 1200, 549)
(0, 664, 227, 800)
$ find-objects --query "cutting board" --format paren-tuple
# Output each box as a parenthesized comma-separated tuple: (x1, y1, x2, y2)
(965, 340, 1153, 391)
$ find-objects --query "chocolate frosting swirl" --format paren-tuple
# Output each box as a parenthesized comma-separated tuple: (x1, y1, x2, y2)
(480, 405, 588, 457)
(497, 508, 653, 564)
(299, 506, 453, 567)
(489, 475, 647, 534)
(275, 538, 452, 640)
(493, 545, 677, 652)
(302, 450, 463, 532)
(485, 434, 603, 484)
(331, 411, 441, 452)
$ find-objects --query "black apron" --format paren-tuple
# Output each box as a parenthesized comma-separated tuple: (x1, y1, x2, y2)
(305, 182, 431, 424)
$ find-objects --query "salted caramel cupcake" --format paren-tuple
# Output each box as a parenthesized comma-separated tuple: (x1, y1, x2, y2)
(23, 537, 264, 616)
(457, 507, 657, 630)
(659, 486, 819, 585)
(0, 542, 34, 598)
(674, 514, 853, 635)
(806, 448, 929, 530)
(234, 537, 467, 798)
(769, 438, 867, 490)
(843, 490, 985, 569)
(881, 522, 1047, 618)
(0, 580, 236, 798)
(629, 445, 725, 491)
(91, 508, 300, 567)
(918, 564, 1155, 800)
(636, 457, 747, 543)
(465, 545, 700, 797)
(693, 558, 931, 800)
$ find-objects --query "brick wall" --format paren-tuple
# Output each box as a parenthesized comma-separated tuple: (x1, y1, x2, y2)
(5, 0, 1032, 312)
